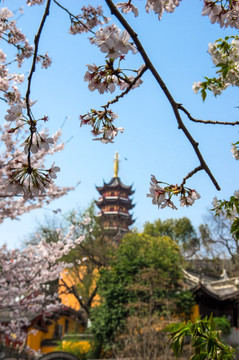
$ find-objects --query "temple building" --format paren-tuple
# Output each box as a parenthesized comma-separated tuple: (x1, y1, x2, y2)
(95, 152, 135, 242)
(184, 268, 239, 328)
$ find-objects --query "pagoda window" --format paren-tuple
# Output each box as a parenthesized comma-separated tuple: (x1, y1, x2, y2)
(110, 191, 115, 196)
(110, 207, 114, 211)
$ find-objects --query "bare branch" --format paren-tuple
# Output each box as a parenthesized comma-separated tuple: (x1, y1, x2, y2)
(105, 0, 222, 191)
(178, 104, 239, 126)
(25, 0, 51, 170)
(53, 0, 95, 35)
(180, 166, 203, 187)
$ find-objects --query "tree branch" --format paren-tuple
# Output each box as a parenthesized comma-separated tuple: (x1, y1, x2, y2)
(25, 0, 51, 170)
(105, 0, 222, 190)
(180, 166, 203, 187)
(53, 0, 95, 35)
(178, 104, 239, 125)
(104, 64, 148, 108)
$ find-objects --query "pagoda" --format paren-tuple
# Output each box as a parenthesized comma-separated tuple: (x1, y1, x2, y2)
(95, 152, 135, 241)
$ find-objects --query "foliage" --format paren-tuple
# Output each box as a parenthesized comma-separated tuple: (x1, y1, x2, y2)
(56, 338, 94, 360)
(90, 232, 194, 349)
(23, 214, 63, 246)
(194, 35, 239, 99)
(212, 193, 239, 241)
(143, 217, 199, 257)
(214, 316, 231, 336)
(165, 315, 234, 360)
(197, 192, 239, 272)
(58, 202, 115, 322)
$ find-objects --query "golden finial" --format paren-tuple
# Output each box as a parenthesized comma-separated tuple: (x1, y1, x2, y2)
(114, 151, 119, 177)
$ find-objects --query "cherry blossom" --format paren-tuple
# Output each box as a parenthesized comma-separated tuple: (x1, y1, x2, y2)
(116, 2, 139, 17)
(0, 226, 85, 343)
(69, 5, 109, 35)
(80, 108, 123, 143)
(202, 0, 239, 29)
(84, 60, 143, 94)
(145, 0, 181, 20)
(48, 164, 60, 179)
(193, 36, 239, 98)
(147, 175, 201, 210)
(231, 142, 239, 160)
(90, 25, 136, 59)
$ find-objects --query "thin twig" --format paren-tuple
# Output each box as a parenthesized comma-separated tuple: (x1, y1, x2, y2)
(180, 166, 203, 188)
(105, 64, 148, 108)
(105, 0, 222, 191)
(178, 104, 239, 125)
(25, 0, 51, 170)
(53, 0, 95, 35)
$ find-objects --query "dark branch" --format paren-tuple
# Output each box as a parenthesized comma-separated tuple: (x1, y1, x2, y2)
(53, 0, 95, 35)
(105, 64, 148, 108)
(25, 0, 51, 169)
(105, 0, 221, 191)
(178, 104, 239, 126)
(180, 166, 203, 187)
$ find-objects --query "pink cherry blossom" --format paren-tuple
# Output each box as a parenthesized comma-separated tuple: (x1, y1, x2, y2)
(116, 2, 139, 17)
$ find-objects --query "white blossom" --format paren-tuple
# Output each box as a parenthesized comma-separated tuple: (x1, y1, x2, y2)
(116, 2, 139, 17)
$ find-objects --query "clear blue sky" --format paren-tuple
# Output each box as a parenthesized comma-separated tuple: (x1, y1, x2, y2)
(1, 0, 239, 248)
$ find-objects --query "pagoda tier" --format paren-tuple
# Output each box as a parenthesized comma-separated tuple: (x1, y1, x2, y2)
(95, 153, 135, 241)
(96, 177, 134, 196)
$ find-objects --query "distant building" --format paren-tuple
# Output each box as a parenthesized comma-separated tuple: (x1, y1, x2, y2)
(184, 268, 239, 327)
(95, 152, 135, 243)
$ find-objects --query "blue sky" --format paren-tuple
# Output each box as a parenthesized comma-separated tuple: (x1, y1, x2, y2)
(1, 0, 239, 248)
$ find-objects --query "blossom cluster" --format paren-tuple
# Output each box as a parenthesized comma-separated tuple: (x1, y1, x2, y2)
(202, 0, 239, 29)
(193, 36, 239, 98)
(80, 108, 124, 143)
(84, 61, 143, 94)
(37, 52, 52, 69)
(145, 0, 182, 20)
(0, 225, 85, 343)
(116, 0, 181, 20)
(0, 5, 65, 202)
(27, 0, 45, 5)
(147, 175, 201, 210)
(90, 25, 137, 59)
(7, 163, 60, 199)
(0, 8, 31, 104)
(231, 141, 239, 160)
(0, 122, 71, 222)
(69, 5, 109, 34)
(212, 191, 239, 221)
(2, 100, 64, 199)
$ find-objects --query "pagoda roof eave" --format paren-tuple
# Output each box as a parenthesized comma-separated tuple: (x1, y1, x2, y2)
(95, 199, 135, 210)
(96, 177, 134, 193)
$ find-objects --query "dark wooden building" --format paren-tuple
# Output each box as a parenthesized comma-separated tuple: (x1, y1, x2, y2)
(184, 269, 239, 327)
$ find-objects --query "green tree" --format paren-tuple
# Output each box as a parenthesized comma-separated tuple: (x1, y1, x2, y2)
(90, 232, 194, 352)
(143, 217, 199, 257)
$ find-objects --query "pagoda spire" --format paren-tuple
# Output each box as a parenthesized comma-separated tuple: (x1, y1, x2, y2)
(114, 151, 119, 178)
